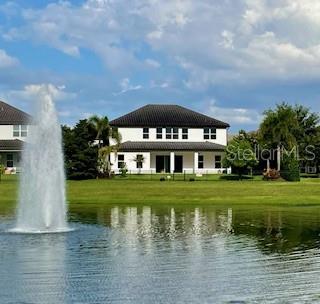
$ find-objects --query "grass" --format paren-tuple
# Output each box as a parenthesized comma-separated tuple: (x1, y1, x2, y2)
(1, 175, 320, 212)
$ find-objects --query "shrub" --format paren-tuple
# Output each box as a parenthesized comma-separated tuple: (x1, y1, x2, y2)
(160, 177, 166, 181)
(120, 165, 128, 177)
(263, 169, 280, 180)
(281, 154, 300, 181)
(189, 178, 195, 182)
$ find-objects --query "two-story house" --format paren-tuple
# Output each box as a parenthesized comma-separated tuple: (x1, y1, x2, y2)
(0, 101, 31, 173)
(109, 104, 230, 174)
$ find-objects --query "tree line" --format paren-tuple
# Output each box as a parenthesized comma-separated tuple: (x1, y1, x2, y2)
(224, 103, 320, 180)
(62, 116, 120, 180)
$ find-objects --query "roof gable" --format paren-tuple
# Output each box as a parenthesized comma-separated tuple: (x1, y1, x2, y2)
(0, 101, 32, 125)
(110, 104, 230, 128)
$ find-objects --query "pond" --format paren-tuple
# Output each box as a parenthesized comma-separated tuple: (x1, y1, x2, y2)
(0, 205, 320, 303)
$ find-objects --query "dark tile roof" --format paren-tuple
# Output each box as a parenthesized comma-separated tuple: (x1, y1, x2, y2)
(119, 141, 226, 152)
(0, 139, 24, 151)
(0, 101, 32, 125)
(110, 104, 230, 128)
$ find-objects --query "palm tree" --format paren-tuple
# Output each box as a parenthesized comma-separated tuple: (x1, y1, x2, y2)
(88, 115, 121, 177)
(88, 115, 110, 148)
(259, 103, 299, 171)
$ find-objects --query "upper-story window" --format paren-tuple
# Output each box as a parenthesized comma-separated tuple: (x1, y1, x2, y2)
(204, 128, 216, 140)
(166, 127, 179, 139)
(182, 128, 188, 139)
(13, 125, 28, 137)
(143, 128, 149, 139)
(156, 127, 162, 139)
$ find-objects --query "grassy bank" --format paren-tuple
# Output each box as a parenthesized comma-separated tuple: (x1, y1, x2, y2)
(1, 175, 320, 211)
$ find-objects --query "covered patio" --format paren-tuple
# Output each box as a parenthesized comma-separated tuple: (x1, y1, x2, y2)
(0, 139, 24, 173)
(111, 141, 230, 174)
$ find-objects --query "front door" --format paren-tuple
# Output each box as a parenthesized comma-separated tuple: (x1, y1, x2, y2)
(174, 155, 183, 173)
(156, 156, 170, 173)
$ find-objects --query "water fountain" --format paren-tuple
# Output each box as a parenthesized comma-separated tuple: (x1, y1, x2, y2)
(11, 85, 69, 233)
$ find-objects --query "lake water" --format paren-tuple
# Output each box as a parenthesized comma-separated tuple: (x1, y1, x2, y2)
(1, 205, 320, 303)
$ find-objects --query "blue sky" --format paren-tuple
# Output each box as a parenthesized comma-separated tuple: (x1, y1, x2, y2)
(0, 0, 320, 132)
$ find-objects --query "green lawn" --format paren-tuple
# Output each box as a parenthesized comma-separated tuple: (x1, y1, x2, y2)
(1, 175, 320, 212)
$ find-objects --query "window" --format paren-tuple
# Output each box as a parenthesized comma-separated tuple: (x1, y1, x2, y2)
(13, 125, 20, 137)
(118, 154, 125, 168)
(198, 155, 204, 169)
(215, 155, 222, 169)
(166, 127, 179, 139)
(6, 154, 13, 168)
(166, 127, 172, 139)
(210, 128, 217, 139)
(143, 128, 149, 139)
(173, 127, 178, 139)
(136, 154, 143, 169)
(13, 125, 28, 137)
(21, 125, 28, 137)
(204, 128, 216, 140)
(156, 127, 162, 139)
(182, 128, 188, 139)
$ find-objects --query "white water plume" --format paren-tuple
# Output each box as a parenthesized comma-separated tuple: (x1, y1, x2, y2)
(12, 84, 68, 233)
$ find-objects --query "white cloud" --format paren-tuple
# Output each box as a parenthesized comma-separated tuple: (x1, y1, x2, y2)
(0, 49, 19, 68)
(145, 58, 161, 68)
(113, 78, 143, 96)
(6, 83, 77, 103)
(209, 100, 262, 125)
(3, 0, 320, 87)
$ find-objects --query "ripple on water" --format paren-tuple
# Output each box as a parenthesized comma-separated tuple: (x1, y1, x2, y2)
(0, 206, 320, 304)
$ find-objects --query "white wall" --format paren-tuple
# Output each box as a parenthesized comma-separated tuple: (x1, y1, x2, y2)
(117, 127, 228, 146)
(0, 125, 30, 141)
(110, 151, 228, 174)
(110, 152, 151, 172)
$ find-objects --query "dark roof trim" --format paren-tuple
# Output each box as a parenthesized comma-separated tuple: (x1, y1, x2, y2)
(119, 141, 226, 152)
(0, 101, 32, 125)
(0, 139, 24, 151)
(110, 104, 230, 128)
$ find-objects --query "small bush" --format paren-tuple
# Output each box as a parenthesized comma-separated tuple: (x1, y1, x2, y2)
(263, 169, 280, 180)
(281, 155, 300, 182)
(120, 166, 128, 178)
(189, 178, 195, 182)
(160, 177, 166, 181)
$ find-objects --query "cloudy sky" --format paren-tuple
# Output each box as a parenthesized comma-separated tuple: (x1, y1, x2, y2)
(0, 0, 320, 131)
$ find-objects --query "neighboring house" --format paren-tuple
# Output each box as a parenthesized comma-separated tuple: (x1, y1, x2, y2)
(109, 104, 230, 174)
(0, 101, 31, 173)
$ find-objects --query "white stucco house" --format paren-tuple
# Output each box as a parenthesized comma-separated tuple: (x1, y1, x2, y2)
(109, 104, 231, 174)
(0, 101, 31, 173)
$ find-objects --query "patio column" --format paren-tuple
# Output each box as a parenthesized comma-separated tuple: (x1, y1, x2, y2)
(170, 151, 175, 173)
(194, 152, 198, 173)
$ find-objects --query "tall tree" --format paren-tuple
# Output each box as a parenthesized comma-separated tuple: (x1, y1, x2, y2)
(62, 120, 98, 180)
(293, 105, 320, 169)
(88, 115, 121, 177)
(88, 115, 110, 147)
(259, 103, 299, 171)
(223, 133, 258, 179)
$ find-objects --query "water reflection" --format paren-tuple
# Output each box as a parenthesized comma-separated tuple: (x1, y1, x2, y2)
(87, 205, 320, 254)
(0, 233, 67, 304)
(1, 205, 320, 303)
